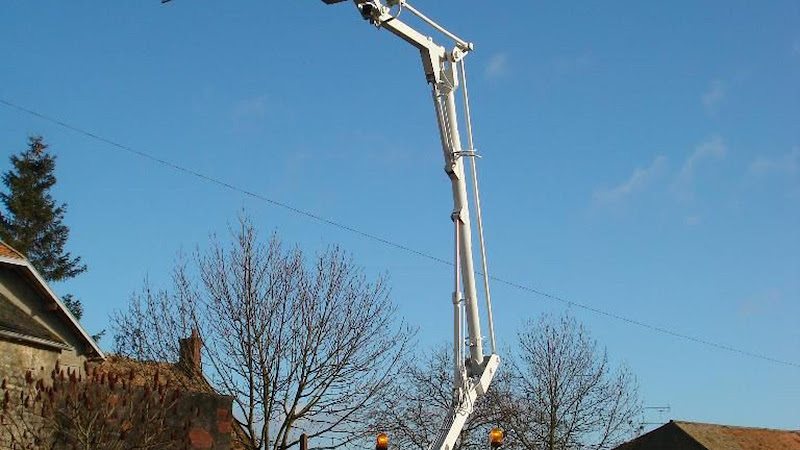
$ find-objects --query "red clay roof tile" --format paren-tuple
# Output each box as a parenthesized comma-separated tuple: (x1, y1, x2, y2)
(0, 241, 25, 260)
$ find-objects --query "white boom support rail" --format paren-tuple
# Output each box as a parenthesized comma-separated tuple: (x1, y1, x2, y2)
(320, 2, 500, 450)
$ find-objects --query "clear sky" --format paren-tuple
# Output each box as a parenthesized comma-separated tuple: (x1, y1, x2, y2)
(1, 0, 798, 432)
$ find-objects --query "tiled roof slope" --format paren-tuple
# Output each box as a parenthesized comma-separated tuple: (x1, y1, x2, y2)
(0, 292, 65, 344)
(89, 355, 216, 394)
(675, 421, 800, 450)
(0, 241, 24, 259)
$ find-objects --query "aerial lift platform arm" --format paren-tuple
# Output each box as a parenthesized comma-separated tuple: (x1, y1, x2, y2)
(318, 2, 501, 450)
(161, 0, 502, 446)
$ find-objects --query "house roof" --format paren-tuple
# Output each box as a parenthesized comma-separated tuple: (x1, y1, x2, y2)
(89, 355, 216, 394)
(0, 241, 104, 359)
(675, 421, 800, 450)
(616, 420, 800, 450)
(0, 242, 24, 260)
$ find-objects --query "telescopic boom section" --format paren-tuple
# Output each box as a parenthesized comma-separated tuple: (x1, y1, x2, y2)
(318, 2, 500, 450)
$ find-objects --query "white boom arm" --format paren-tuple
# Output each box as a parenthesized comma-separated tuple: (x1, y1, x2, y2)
(320, 2, 500, 449)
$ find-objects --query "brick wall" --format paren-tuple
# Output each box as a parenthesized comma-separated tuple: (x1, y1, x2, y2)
(178, 392, 235, 450)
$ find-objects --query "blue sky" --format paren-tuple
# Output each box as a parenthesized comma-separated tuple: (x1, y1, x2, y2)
(1, 0, 798, 431)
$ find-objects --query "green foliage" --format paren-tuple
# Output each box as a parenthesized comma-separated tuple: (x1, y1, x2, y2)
(0, 136, 104, 341)
(91, 329, 107, 343)
(0, 136, 86, 282)
(61, 294, 83, 321)
(62, 294, 106, 341)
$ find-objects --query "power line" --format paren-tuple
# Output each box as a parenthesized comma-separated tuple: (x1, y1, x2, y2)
(0, 99, 449, 267)
(1, 97, 797, 370)
(485, 276, 799, 368)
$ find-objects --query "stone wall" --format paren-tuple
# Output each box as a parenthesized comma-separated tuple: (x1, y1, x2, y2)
(1, 356, 235, 450)
(0, 341, 85, 449)
(0, 339, 86, 388)
(1, 339, 56, 388)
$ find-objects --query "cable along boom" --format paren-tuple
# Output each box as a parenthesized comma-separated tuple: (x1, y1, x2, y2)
(318, 2, 500, 449)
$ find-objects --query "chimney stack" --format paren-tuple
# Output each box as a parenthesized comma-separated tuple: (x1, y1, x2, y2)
(178, 329, 202, 375)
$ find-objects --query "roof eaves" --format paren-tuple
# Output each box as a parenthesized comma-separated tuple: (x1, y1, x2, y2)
(0, 256, 105, 360)
(0, 328, 75, 351)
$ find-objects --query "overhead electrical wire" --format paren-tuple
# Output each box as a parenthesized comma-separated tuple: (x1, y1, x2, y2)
(1, 97, 797, 370)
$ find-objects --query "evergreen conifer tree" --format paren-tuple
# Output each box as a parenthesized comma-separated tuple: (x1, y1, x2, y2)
(0, 136, 87, 318)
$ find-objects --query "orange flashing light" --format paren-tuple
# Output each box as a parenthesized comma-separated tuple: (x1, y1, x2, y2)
(489, 428, 504, 448)
(376, 433, 389, 450)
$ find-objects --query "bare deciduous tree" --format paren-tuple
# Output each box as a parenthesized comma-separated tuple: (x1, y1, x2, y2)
(508, 313, 641, 450)
(374, 345, 513, 450)
(112, 216, 414, 450)
(352, 313, 640, 450)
